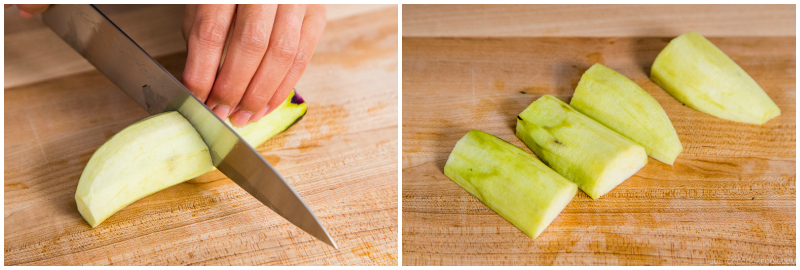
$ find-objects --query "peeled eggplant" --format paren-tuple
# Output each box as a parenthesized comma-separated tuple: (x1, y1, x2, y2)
(571, 63, 682, 165)
(516, 95, 647, 200)
(76, 91, 307, 227)
(650, 32, 780, 125)
(444, 130, 578, 239)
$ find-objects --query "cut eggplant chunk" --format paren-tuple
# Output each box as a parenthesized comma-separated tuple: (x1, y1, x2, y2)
(76, 91, 307, 227)
(444, 130, 578, 239)
(650, 32, 780, 125)
(516, 95, 647, 199)
(571, 63, 682, 165)
(75, 111, 213, 227)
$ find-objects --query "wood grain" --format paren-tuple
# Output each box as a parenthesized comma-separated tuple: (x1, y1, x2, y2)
(401, 36, 795, 265)
(402, 5, 796, 38)
(4, 6, 398, 266)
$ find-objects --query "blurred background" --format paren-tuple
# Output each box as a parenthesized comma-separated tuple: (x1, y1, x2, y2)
(5, 4, 394, 88)
(403, 5, 794, 38)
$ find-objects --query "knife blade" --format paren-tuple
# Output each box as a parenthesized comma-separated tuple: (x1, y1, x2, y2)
(41, 4, 336, 248)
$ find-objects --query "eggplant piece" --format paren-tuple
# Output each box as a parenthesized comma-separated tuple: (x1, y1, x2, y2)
(571, 63, 682, 165)
(516, 95, 647, 199)
(228, 91, 307, 146)
(650, 32, 780, 125)
(76, 91, 307, 227)
(444, 130, 578, 239)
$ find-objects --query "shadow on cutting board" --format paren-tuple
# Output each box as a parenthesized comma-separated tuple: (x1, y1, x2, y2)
(630, 25, 674, 76)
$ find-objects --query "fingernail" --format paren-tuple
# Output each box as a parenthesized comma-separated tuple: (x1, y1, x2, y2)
(251, 105, 270, 122)
(230, 110, 253, 128)
(206, 99, 218, 109)
(212, 105, 231, 120)
(231, 104, 241, 115)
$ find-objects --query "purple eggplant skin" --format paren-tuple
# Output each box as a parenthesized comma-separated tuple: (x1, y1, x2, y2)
(291, 90, 305, 105)
(286, 90, 306, 130)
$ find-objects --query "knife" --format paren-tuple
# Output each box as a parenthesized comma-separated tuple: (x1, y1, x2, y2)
(41, 4, 336, 249)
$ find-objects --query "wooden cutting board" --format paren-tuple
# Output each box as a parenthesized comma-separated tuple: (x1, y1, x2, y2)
(4, 5, 398, 265)
(402, 4, 795, 38)
(402, 36, 795, 265)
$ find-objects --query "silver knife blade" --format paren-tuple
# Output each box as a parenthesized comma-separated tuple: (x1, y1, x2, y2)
(41, 4, 336, 248)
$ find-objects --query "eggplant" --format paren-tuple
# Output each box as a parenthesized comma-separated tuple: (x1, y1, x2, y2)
(76, 91, 307, 227)
(516, 95, 647, 199)
(444, 130, 578, 239)
(650, 32, 780, 125)
(571, 63, 682, 165)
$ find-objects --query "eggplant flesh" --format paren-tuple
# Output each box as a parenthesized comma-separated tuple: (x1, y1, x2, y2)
(76, 91, 307, 227)
(516, 95, 647, 200)
(571, 63, 682, 165)
(444, 130, 578, 239)
(650, 32, 780, 125)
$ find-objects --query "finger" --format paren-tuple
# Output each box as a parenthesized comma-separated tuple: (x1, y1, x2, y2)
(19, 10, 33, 18)
(17, 4, 49, 17)
(181, 4, 236, 103)
(181, 4, 196, 41)
(250, 4, 325, 123)
(229, 4, 306, 127)
(205, 4, 277, 120)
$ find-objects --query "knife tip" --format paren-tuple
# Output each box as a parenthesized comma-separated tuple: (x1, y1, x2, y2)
(318, 231, 338, 249)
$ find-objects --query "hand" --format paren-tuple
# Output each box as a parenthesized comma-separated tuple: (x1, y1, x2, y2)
(181, 4, 326, 127)
(5, 4, 50, 18)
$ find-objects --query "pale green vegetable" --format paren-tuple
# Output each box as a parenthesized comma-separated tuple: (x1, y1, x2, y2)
(76, 111, 212, 227)
(227, 91, 307, 147)
(571, 63, 682, 165)
(650, 31, 780, 125)
(444, 130, 578, 239)
(516, 95, 647, 199)
(76, 91, 307, 227)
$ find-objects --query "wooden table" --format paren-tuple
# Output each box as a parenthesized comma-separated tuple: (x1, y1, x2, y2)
(402, 5, 795, 266)
(5, 4, 398, 265)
